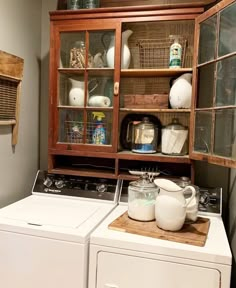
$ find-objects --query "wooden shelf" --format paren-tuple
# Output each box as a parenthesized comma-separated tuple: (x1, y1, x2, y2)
(49, 167, 117, 179)
(117, 151, 191, 163)
(121, 68, 192, 77)
(120, 108, 191, 113)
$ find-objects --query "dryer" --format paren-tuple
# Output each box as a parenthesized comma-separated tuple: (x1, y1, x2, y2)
(0, 170, 121, 288)
(88, 182, 232, 288)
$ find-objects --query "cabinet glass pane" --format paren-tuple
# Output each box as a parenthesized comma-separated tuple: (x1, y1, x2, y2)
(60, 74, 85, 107)
(60, 32, 86, 68)
(198, 15, 217, 64)
(216, 55, 236, 106)
(87, 111, 112, 145)
(214, 109, 236, 158)
(219, 2, 236, 57)
(197, 63, 215, 108)
(87, 72, 114, 108)
(59, 109, 84, 143)
(89, 30, 115, 68)
(194, 111, 212, 153)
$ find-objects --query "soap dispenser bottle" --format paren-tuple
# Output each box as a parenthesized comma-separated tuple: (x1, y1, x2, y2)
(92, 112, 106, 145)
(169, 37, 182, 68)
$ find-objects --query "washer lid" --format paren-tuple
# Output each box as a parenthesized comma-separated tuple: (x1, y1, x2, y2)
(0, 196, 101, 228)
(0, 195, 115, 242)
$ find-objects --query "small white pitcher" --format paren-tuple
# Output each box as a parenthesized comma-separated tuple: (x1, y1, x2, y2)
(154, 178, 196, 231)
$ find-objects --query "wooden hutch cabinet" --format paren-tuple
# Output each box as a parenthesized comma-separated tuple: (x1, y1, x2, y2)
(48, 0, 236, 181)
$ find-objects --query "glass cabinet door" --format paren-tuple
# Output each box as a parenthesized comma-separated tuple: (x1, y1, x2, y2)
(56, 28, 117, 149)
(191, 0, 236, 167)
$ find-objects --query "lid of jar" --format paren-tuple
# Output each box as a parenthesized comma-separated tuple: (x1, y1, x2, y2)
(129, 173, 157, 189)
(164, 118, 187, 131)
(136, 117, 155, 129)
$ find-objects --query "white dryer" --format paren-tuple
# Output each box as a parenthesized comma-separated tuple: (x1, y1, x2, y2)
(0, 170, 121, 288)
(89, 182, 232, 288)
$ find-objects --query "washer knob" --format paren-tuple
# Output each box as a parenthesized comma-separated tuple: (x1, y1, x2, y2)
(55, 180, 65, 189)
(43, 177, 53, 188)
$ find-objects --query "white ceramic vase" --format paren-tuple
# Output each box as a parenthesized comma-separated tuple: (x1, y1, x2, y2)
(106, 29, 133, 69)
(169, 73, 192, 109)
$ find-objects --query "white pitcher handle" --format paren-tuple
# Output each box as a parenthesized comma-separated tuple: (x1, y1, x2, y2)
(183, 186, 196, 207)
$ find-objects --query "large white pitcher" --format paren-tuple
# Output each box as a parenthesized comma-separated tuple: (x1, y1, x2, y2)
(154, 178, 196, 231)
(106, 29, 133, 69)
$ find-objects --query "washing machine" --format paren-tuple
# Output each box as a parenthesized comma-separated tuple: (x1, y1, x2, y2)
(88, 182, 232, 288)
(0, 170, 121, 288)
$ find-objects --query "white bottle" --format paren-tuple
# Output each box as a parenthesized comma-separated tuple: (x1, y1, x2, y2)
(169, 38, 182, 68)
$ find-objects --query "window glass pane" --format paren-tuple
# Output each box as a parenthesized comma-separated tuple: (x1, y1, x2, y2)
(197, 63, 215, 108)
(214, 109, 236, 158)
(59, 110, 84, 143)
(216, 56, 236, 106)
(198, 15, 217, 64)
(219, 2, 236, 57)
(194, 111, 212, 153)
(60, 32, 86, 68)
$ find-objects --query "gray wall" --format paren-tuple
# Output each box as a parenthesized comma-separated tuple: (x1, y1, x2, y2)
(0, 0, 42, 207)
(40, 0, 57, 170)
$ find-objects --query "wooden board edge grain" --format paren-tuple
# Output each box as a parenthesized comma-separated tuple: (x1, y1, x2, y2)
(108, 211, 210, 247)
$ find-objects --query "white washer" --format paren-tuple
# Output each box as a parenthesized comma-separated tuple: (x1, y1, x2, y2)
(89, 183, 232, 288)
(0, 170, 120, 288)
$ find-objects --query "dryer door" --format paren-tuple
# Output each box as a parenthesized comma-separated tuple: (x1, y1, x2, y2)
(96, 252, 220, 288)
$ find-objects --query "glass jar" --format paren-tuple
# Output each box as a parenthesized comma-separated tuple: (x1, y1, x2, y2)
(131, 117, 158, 154)
(83, 0, 100, 8)
(67, 0, 83, 9)
(69, 40, 86, 68)
(175, 177, 200, 223)
(128, 174, 159, 221)
(69, 40, 93, 68)
(161, 118, 188, 155)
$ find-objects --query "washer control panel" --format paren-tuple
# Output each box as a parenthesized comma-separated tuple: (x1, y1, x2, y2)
(32, 170, 121, 202)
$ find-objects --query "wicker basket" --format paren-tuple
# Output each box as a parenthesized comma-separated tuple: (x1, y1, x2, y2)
(136, 35, 187, 69)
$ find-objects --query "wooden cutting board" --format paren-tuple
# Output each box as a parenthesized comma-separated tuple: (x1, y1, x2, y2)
(108, 211, 210, 247)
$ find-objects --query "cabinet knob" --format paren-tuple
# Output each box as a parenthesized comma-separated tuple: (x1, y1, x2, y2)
(114, 82, 119, 96)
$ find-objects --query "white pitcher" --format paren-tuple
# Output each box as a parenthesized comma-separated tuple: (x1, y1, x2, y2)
(154, 178, 196, 231)
(106, 29, 133, 69)
(169, 73, 192, 109)
(68, 78, 98, 106)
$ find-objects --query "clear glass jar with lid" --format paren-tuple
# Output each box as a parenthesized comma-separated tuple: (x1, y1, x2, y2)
(161, 118, 188, 155)
(131, 117, 158, 154)
(128, 173, 159, 221)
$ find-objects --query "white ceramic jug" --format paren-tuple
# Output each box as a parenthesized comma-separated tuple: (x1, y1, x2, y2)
(154, 178, 196, 231)
(68, 78, 98, 106)
(169, 73, 192, 109)
(106, 29, 133, 69)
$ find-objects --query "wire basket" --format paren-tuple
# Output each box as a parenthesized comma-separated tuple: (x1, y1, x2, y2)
(65, 121, 111, 144)
(136, 35, 187, 69)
